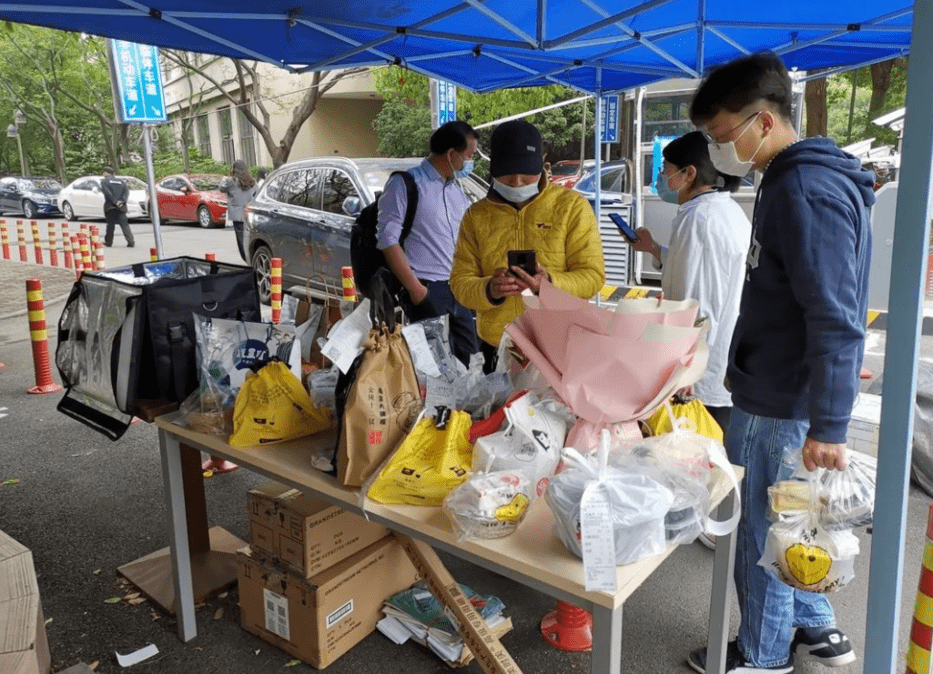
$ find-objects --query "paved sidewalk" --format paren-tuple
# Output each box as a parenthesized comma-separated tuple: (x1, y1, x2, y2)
(0, 258, 78, 319)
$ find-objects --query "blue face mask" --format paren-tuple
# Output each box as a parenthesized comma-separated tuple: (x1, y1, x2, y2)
(656, 167, 686, 204)
(455, 158, 474, 179)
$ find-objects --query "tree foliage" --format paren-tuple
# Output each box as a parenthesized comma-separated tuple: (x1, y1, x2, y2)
(372, 67, 594, 171)
(822, 58, 907, 148)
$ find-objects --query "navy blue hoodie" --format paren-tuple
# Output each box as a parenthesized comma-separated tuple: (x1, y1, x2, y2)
(727, 137, 875, 443)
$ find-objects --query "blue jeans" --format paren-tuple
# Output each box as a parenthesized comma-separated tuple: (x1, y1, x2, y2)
(726, 407, 835, 668)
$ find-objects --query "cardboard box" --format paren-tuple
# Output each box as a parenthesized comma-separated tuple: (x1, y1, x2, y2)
(238, 536, 420, 669)
(0, 530, 51, 674)
(248, 481, 388, 577)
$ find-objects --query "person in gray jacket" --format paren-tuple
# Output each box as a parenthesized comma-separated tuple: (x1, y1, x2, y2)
(101, 166, 135, 247)
(220, 159, 258, 261)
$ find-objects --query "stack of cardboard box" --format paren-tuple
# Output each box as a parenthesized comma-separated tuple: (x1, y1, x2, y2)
(237, 482, 420, 669)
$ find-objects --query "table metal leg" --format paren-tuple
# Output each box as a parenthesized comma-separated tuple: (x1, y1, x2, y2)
(706, 491, 737, 674)
(159, 428, 197, 642)
(590, 604, 622, 674)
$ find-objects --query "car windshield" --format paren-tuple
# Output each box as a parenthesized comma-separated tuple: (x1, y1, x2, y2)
(360, 166, 488, 203)
(25, 178, 62, 190)
(120, 176, 147, 190)
(551, 163, 580, 177)
(189, 176, 222, 191)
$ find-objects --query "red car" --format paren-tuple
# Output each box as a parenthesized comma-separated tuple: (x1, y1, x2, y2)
(549, 159, 595, 189)
(155, 173, 228, 228)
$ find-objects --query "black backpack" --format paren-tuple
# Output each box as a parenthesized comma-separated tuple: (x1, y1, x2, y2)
(350, 170, 418, 299)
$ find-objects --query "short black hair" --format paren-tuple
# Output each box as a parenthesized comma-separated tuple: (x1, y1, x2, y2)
(662, 131, 741, 193)
(690, 52, 793, 125)
(429, 120, 478, 155)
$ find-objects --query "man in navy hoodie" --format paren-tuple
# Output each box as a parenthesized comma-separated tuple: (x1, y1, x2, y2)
(685, 52, 875, 674)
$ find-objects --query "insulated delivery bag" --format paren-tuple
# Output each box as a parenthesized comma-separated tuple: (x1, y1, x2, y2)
(56, 256, 261, 440)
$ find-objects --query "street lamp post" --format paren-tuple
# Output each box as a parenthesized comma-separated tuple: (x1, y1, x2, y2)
(6, 109, 27, 176)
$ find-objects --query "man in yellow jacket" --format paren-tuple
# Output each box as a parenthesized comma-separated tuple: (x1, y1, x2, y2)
(451, 120, 605, 371)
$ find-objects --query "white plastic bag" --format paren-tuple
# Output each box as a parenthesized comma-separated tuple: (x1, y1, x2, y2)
(472, 392, 565, 495)
(545, 434, 673, 566)
(442, 470, 535, 540)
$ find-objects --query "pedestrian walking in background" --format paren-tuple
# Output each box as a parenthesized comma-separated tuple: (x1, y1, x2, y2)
(101, 166, 135, 248)
(220, 159, 258, 262)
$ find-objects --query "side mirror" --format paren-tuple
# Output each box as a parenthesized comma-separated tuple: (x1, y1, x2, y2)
(341, 196, 362, 217)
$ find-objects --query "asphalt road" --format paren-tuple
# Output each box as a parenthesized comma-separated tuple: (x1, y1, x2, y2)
(0, 216, 930, 673)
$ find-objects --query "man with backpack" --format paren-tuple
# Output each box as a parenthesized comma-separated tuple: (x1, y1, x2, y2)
(375, 120, 480, 366)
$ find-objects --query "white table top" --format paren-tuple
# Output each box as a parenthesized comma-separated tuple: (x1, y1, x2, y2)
(156, 415, 742, 611)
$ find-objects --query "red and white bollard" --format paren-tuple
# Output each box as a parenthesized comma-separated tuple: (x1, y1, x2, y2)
(79, 234, 92, 272)
(61, 223, 72, 269)
(30, 220, 43, 266)
(47, 222, 59, 267)
(0, 219, 10, 260)
(89, 225, 100, 269)
(71, 236, 84, 279)
(25, 279, 63, 394)
(907, 503, 933, 674)
(540, 601, 593, 652)
(94, 240, 105, 271)
(271, 257, 282, 325)
(16, 220, 27, 262)
(150, 247, 158, 262)
(341, 265, 357, 303)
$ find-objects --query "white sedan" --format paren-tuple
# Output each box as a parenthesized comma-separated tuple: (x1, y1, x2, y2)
(57, 175, 150, 221)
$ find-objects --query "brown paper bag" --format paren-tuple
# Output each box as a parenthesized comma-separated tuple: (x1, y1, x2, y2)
(337, 323, 422, 486)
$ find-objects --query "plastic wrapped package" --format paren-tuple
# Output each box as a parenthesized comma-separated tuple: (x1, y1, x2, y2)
(443, 471, 534, 540)
(759, 507, 860, 593)
(402, 315, 461, 388)
(545, 444, 674, 566)
(307, 366, 340, 414)
(179, 384, 235, 437)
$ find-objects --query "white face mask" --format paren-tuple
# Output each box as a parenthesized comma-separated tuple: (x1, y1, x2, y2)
(707, 112, 765, 176)
(493, 178, 539, 203)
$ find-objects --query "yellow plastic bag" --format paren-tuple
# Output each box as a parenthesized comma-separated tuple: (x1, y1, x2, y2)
(367, 408, 473, 506)
(229, 361, 331, 447)
(644, 396, 723, 443)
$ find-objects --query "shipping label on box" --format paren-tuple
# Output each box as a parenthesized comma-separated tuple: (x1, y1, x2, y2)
(238, 537, 419, 669)
(248, 481, 388, 577)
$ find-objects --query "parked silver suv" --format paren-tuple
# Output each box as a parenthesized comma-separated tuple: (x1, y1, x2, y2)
(243, 157, 488, 303)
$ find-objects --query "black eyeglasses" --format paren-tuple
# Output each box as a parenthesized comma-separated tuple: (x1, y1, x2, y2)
(703, 111, 761, 145)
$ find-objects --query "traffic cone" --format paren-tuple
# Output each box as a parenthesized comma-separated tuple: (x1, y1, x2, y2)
(540, 601, 593, 652)
(907, 503, 933, 674)
(25, 279, 62, 394)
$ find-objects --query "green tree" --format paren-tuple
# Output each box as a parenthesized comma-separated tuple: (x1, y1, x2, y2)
(372, 67, 592, 169)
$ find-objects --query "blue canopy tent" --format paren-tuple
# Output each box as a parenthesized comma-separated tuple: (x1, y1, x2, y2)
(0, 2, 929, 673)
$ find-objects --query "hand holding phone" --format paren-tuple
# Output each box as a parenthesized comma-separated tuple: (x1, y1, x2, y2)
(507, 249, 537, 278)
(609, 213, 639, 243)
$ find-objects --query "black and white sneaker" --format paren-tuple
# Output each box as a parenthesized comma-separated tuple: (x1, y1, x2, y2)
(687, 640, 794, 674)
(791, 628, 857, 667)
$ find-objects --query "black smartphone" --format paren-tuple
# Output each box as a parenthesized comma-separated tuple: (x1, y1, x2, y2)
(507, 249, 537, 278)
(609, 213, 639, 243)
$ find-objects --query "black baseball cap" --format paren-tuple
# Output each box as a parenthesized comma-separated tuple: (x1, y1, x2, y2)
(490, 120, 543, 178)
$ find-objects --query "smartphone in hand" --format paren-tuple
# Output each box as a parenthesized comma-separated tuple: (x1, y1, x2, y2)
(609, 213, 639, 243)
(507, 249, 537, 278)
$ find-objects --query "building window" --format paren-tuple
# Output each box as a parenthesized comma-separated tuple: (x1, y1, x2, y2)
(196, 114, 211, 157)
(237, 106, 257, 168)
(218, 107, 235, 166)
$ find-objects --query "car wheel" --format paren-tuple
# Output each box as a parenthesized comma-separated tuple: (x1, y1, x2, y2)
(62, 201, 75, 221)
(197, 205, 213, 229)
(22, 200, 35, 219)
(251, 244, 273, 305)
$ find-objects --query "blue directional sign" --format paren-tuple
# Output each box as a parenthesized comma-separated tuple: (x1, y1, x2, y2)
(650, 136, 678, 193)
(109, 39, 167, 124)
(601, 95, 620, 143)
(433, 79, 457, 127)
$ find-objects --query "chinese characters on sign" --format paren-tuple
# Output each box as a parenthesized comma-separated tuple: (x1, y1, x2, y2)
(601, 95, 619, 144)
(109, 39, 167, 124)
(431, 79, 458, 129)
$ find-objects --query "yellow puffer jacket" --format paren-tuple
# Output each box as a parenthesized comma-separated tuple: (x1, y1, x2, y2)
(451, 182, 605, 347)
